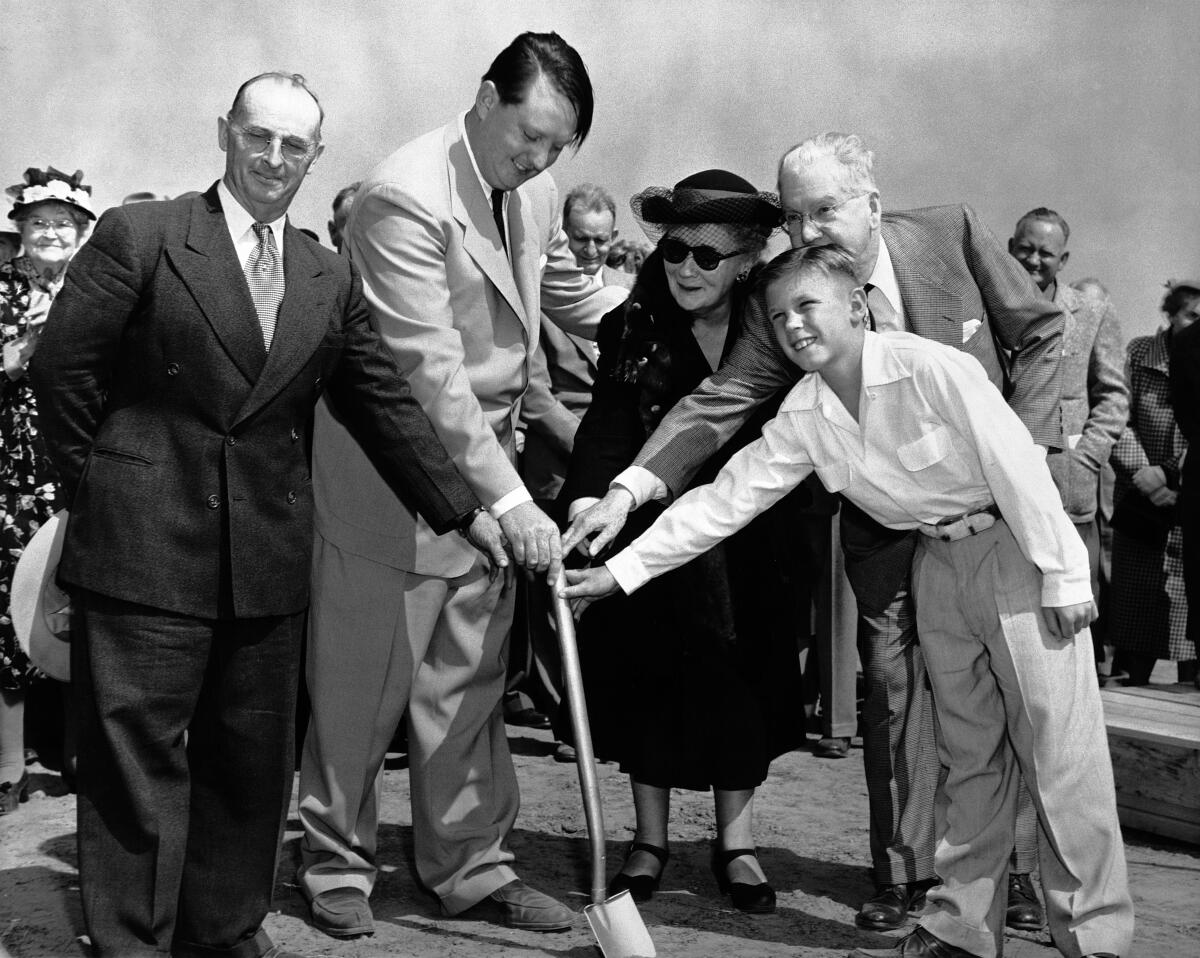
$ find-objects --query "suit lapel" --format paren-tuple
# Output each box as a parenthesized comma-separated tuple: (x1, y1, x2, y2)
(166, 187, 266, 384)
(445, 124, 530, 328)
(235, 224, 336, 425)
(508, 188, 541, 329)
(882, 216, 960, 348)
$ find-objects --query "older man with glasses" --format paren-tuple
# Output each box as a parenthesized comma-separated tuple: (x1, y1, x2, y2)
(567, 132, 1132, 958)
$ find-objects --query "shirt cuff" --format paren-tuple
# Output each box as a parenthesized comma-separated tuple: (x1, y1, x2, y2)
(606, 548, 652, 595)
(1040, 568, 1094, 609)
(611, 466, 668, 508)
(490, 486, 532, 520)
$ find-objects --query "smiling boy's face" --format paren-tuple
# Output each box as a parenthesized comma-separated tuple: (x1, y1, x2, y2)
(767, 266, 867, 374)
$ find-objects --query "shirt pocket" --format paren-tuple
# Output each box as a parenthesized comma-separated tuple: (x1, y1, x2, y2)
(896, 427, 951, 472)
(813, 459, 852, 493)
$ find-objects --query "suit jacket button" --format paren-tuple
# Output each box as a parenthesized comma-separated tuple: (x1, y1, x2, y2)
(314, 376, 323, 391)
(225, 435, 237, 446)
(166, 362, 180, 376)
(290, 427, 299, 442)
(286, 490, 298, 504)
(206, 494, 221, 509)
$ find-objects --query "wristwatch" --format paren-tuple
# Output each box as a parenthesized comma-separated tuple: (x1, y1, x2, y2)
(456, 506, 486, 537)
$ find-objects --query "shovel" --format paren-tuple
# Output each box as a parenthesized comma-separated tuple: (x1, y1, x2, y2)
(551, 571, 656, 958)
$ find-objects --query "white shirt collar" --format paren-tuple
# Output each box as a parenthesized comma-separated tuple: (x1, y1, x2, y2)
(866, 234, 904, 326)
(217, 179, 287, 266)
(782, 331, 913, 415)
(459, 111, 505, 209)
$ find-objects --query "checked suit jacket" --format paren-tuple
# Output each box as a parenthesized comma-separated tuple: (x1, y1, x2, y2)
(31, 184, 476, 619)
(636, 204, 1067, 494)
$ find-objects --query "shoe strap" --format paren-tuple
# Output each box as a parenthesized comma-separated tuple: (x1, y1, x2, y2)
(712, 846, 758, 867)
(628, 841, 670, 865)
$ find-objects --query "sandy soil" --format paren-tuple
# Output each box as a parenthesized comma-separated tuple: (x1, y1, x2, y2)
(2, 725, 1198, 958)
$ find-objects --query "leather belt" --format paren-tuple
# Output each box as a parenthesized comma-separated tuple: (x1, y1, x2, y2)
(917, 503, 1001, 542)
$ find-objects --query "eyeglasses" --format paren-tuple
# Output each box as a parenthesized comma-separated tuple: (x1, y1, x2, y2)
(229, 121, 319, 162)
(782, 192, 869, 233)
(658, 237, 742, 271)
(25, 217, 78, 234)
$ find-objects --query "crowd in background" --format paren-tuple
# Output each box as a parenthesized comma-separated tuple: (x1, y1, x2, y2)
(0, 32, 1194, 958)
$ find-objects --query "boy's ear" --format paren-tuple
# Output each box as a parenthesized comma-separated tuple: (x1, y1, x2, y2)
(849, 285, 869, 328)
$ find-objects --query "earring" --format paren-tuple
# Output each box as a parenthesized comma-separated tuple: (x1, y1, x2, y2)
(736, 268, 750, 283)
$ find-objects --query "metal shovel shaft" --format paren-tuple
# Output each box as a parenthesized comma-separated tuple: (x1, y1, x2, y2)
(551, 571, 607, 904)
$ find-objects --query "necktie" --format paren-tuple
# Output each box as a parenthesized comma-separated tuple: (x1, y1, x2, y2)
(864, 282, 899, 333)
(491, 188, 507, 253)
(245, 223, 284, 350)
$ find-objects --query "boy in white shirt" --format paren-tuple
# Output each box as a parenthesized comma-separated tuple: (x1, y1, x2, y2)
(562, 245, 1132, 958)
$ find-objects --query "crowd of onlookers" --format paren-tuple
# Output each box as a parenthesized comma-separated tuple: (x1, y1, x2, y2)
(0, 31, 1194, 958)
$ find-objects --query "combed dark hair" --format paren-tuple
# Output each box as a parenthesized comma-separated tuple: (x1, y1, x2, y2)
(755, 244, 860, 297)
(482, 32, 593, 147)
(229, 71, 324, 128)
(1016, 207, 1070, 244)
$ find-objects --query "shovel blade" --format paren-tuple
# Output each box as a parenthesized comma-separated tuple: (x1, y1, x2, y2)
(584, 890, 656, 958)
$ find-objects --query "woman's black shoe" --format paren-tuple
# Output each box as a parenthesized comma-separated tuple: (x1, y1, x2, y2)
(711, 845, 776, 914)
(608, 842, 669, 902)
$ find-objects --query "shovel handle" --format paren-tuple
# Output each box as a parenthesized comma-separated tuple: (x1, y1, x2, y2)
(551, 570, 608, 906)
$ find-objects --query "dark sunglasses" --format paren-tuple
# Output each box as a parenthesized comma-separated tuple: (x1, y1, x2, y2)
(658, 237, 741, 271)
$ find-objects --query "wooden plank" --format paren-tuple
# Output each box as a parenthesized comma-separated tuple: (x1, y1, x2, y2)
(1108, 686, 1200, 705)
(1101, 691, 1200, 748)
(1108, 735, 1200, 845)
(1117, 805, 1200, 845)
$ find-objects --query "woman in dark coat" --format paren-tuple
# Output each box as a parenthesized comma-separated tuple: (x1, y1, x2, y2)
(559, 170, 813, 914)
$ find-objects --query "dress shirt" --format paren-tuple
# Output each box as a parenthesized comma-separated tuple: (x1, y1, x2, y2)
(607, 331, 1090, 609)
(864, 236, 906, 331)
(218, 179, 287, 270)
(459, 112, 509, 258)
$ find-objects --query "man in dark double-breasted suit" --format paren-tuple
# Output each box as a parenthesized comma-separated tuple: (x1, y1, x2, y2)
(31, 73, 499, 958)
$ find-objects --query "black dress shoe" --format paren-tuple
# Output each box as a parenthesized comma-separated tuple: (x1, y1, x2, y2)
(814, 736, 851, 758)
(850, 926, 975, 958)
(711, 845, 776, 914)
(608, 841, 669, 902)
(856, 878, 938, 931)
(1005, 872, 1044, 930)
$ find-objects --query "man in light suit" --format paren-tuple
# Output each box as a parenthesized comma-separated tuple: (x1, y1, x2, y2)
(565, 132, 1070, 951)
(30, 73, 495, 958)
(297, 33, 626, 938)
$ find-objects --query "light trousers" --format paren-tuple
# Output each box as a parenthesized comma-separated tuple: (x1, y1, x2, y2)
(912, 521, 1133, 958)
(298, 534, 519, 914)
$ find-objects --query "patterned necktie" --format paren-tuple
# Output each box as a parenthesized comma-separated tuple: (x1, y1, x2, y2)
(864, 282, 899, 333)
(245, 223, 284, 350)
(491, 188, 508, 253)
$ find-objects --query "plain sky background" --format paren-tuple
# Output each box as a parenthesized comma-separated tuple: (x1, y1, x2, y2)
(3, 0, 1197, 338)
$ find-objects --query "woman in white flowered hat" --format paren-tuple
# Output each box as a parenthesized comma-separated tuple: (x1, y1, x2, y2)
(0, 166, 95, 814)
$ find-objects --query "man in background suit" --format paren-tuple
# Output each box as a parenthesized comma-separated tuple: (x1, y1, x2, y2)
(297, 33, 626, 938)
(1004, 206, 1128, 933)
(31, 73, 495, 958)
(1167, 280, 1200, 663)
(565, 131, 1067, 948)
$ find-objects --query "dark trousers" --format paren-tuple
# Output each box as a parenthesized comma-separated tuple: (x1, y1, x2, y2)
(72, 589, 303, 958)
(840, 505, 941, 885)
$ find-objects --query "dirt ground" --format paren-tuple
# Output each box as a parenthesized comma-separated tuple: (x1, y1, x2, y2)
(2, 717, 1198, 958)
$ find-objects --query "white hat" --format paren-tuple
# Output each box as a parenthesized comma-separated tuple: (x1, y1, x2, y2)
(12, 510, 71, 682)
